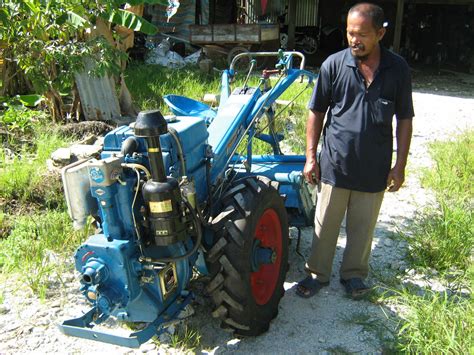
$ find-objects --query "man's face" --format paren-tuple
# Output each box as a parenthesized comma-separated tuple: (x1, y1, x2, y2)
(346, 12, 385, 60)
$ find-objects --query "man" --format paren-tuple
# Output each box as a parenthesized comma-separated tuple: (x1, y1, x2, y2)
(297, 3, 414, 298)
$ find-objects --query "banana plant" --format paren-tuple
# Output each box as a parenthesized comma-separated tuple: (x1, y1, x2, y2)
(0, 0, 170, 122)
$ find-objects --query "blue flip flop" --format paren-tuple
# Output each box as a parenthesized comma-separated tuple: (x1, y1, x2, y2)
(296, 276, 329, 298)
(340, 278, 371, 299)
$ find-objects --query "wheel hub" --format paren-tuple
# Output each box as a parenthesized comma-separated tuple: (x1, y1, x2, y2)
(250, 208, 283, 305)
(251, 240, 277, 272)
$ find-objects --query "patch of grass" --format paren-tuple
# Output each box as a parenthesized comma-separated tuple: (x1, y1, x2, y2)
(125, 63, 221, 111)
(403, 202, 473, 272)
(402, 131, 473, 273)
(422, 131, 473, 203)
(273, 78, 313, 154)
(164, 325, 201, 353)
(0, 211, 11, 239)
(0, 127, 70, 209)
(370, 267, 403, 290)
(394, 289, 473, 353)
(382, 131, 474, 353)
(0, 211, 88, 296)
(0, 106, 49, 148)
(1, 108, 78, 295)
(342, 311, 396, 350)
(0, 107, 47, 142)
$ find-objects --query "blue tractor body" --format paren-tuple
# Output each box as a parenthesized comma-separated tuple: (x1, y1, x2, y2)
(59, 52, 318, 347)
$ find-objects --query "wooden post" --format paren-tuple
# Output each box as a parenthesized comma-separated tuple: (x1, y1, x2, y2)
(287, 0, 297, 50)
(393, 0, 404, 53)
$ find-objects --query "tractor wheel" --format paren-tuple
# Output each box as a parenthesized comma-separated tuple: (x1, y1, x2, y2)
(301, 36, 318, 55)
(206, 176, 289, 336)
(227, 46, 251, 72)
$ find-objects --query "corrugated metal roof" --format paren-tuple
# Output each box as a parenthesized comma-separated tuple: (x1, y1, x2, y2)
(245, 0, 319, 27)
(74, 66, 121, 122)
(295, 0, 320, 27)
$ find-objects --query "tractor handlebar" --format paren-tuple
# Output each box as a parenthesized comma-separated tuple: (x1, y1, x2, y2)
(229, 51, 306, 72)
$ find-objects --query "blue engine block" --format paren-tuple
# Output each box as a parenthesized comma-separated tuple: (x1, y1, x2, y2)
(59, 116, 208, 347)
(75, 235, 192, 323)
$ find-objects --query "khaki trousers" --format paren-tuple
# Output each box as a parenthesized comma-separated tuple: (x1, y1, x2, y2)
(305, 182, 384, 282)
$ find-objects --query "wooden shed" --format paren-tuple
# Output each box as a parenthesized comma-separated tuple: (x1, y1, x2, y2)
(146, 0, 474, 71)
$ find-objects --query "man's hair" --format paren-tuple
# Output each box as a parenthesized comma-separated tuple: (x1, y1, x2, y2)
(348, 3, 385, 30)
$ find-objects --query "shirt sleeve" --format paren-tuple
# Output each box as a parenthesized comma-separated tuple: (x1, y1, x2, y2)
(307, 61, 331, 113)
(395, 60, 415, 120)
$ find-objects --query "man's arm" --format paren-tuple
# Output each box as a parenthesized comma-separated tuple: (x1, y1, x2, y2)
(387, 118, 413, 192)
(304, 109, 326, 184)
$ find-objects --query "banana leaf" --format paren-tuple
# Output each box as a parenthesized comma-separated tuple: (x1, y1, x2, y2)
(16, 94, 44, 107)
(66, 11, 88, 29)
(0, 9, 8, 27)
(106, 9, 158, 35)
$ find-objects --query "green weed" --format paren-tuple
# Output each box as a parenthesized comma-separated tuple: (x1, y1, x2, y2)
(394, 289, 473, 353)
(1, 106, 38, 132)
(342, 311, 396, 350)
(241, 75, 313, 155)
(383, 131, 474, 353)
(403, 201, 473, 272)
(1, 108, 75, 293)
(0, 211, 87, 294)
(0, 211, 11, 239)
(422, 131, 473, 202)
(125, 64, 221, 111)
(165, 325, 201, 353)
(272, 78, 313, 154)
(0, 129, 70, 209)
(401, 131, 473, 274)
(0, 106, 48, 147)
(173, 326, 201, 352)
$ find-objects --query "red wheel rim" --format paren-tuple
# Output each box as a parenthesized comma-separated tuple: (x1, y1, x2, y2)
(250, 208, 282, 305)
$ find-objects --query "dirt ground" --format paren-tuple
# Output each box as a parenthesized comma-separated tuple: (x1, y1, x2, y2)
(0, 70, 473, 354)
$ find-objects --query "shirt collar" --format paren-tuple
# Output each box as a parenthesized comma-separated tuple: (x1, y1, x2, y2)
(344, 45, 392, 69)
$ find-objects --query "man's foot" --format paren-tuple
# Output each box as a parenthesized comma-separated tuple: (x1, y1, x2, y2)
(340, 278, 371, 299)
(296, 276, 329, 298)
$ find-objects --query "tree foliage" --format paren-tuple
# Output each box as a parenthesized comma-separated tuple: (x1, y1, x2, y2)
(0, 0, 166, 121)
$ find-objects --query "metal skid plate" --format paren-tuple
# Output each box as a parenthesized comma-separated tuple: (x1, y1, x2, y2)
(58, 292, 193, 348)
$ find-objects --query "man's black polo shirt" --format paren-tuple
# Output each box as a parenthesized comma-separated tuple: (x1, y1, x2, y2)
(308, 46, 414, 193)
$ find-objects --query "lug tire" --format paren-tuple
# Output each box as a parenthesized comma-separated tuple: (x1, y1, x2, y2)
(206, 176, 289, 336)
(301, 37, 318, 55)
(227, 46, 251, 72)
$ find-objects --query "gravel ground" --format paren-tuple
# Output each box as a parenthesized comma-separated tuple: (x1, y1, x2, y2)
(1, 72, 473, 355)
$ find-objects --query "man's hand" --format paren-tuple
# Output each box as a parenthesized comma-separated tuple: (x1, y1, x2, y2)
(304, 110, 325, 185)
(388, 118, 412, 192)
(304, 158, 320, 185)
(386, 165, 405, 192)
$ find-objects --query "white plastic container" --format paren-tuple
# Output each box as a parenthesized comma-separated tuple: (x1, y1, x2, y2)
(61, 159, 97, 230)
